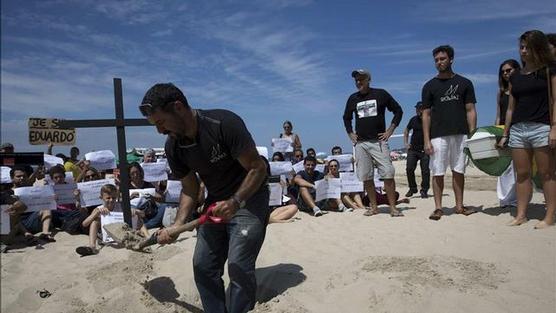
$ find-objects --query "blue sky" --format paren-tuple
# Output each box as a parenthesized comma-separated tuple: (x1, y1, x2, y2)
(1, 0, 555, 157)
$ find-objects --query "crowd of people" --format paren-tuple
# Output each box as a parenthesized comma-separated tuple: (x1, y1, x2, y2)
(1, 29, 555, 313)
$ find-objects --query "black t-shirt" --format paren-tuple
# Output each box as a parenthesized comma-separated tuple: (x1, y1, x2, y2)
(165, 109, 261, 204)
(296, 170, 324, 185)
(421, 74, 476, 138)
(343, 88, 403, 141)
(509, 65, 555, 125)
(499, 92, 509, 125)
(406, 115, 424, 151)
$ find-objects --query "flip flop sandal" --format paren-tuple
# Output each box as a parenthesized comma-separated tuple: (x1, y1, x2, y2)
(76, 246, 98, 257)
(363, 209, 378, 216)
(390, 210, 404, 217)
(38, 234, 56, 243)
(429, 209, 443, 221)
(455, 207, 477, 216)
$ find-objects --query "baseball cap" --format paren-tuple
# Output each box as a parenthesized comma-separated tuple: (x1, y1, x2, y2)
(351, 69, 370, 78)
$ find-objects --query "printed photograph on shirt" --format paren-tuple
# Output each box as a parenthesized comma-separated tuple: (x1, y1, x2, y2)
(356, 100, 377, 118)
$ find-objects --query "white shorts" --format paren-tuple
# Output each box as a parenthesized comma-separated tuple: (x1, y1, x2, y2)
(429, 135, 467, 176)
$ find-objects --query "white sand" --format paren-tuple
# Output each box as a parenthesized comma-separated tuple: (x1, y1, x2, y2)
(2, 161, 555, 313)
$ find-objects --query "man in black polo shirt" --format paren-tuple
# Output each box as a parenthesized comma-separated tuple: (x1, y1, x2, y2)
(343, 69, 404, 217)
(422, 45, 477, 220)
(139, 83, 269, 313)
(403, 102, 430, 198)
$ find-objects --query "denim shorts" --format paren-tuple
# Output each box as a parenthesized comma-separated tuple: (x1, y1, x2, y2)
(509, 122, 550, 149)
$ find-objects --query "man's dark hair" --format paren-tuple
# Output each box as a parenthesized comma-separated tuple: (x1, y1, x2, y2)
(331, 146, 342, 153)
(547, 33, 556, 46)
(10, 165, 28, 178)
(432, 45, 454, 59)
(272, 152, 285, 161)
(306, 148, 316, 155)
(141, 83, 190, 112)
(49, 164, 66, 177)
(303, 156, 317, 164)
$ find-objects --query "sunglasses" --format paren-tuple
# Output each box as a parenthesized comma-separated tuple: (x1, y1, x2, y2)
(139, 100, 175, 117)
(329, 165, 338, 168)
(502, 68, 514, 74)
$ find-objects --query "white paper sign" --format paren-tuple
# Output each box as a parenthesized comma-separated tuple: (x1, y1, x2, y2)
(272, 138, 293, 153)
(326, 154, 354, 172)
(129, 188, 157, 198)
(165, 180, 182, 203)
(315, 164, 325, 173)
(53, 182, 77, 205)
(256, 146, 269, 160)
(1, 166, 11, 184)
(85, 150, 116, 171)
(14, 185, 57, 212)
(269, 161, 293, 176)
(340, 172, 364, 193)
(77, 178, 115, 207)
(293, 161, 304, 174)
(269, 183, 283, 206)
(141, 162, 168, 182)
(1, 204, 10, 235)
(100, 211, 137, 243)
(43, 154, 64, 170)
(315, 178, 341, 202)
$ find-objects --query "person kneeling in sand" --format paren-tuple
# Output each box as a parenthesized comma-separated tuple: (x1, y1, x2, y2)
(76, 184, 136, 256)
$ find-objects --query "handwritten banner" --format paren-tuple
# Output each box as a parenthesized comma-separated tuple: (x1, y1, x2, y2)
(165, 180, 182, 203)
(293, 161, 304, 174)
(53, 182, 78, 205)
(272, 138, 293, 153)
(141, 162, 168, 182)
(340, 172, 364, 193)
(28, 118, 76, 145)
(14, 185, 57, 212)
(77, 178, 115, 207)
(269, 161, 293, 176)
(315, 178, 341, 202)
(269, 183, 283, 206)
(1, 166, 11, 184)
(85, 150, 116, 171)
(326, 154, 354, 172)
(44, 154, 64, 170)
(1, 204, 10, 235)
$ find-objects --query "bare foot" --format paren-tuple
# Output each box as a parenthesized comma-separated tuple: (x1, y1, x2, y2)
(390, 209, 404, 217)
(534, 221, 553, 229)
(507, 218, 528, 226)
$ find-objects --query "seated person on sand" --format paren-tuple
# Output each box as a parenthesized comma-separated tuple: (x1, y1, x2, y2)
(292, 148, 304, 165)
(363, 189, 410, 208)
(47, 165, 90, 235)
(128, 162, 166, 231)
(327, 159, 362, 211)
(324, 159, 353, 212)
(261, 156, 298, 223)
(142, 148, 157, 163)
(2, 166, 55, 244)
(76, 183, 139, 256)
(331, 146, 343, 156)
(294, 156, 348, 216)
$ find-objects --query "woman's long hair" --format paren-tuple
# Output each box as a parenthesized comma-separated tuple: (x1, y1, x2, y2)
(519, 30, 555, 69)
(498, 59, 521, 92)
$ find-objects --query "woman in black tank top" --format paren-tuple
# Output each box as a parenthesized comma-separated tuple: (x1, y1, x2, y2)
(495, 59, 520, 125)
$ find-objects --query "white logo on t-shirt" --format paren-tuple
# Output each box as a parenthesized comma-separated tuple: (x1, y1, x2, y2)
(210, 144, 227, 163)
(441, 84, 459, 102)
(356, 100, 377, 118)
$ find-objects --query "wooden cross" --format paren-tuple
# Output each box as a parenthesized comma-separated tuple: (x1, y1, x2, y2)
(58, 78, 151, 225)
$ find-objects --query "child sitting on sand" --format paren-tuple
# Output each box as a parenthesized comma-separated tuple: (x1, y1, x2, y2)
(75, 184, 124, 256)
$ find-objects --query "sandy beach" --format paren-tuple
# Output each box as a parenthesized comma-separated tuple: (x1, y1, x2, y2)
(1, 160, 555, 313)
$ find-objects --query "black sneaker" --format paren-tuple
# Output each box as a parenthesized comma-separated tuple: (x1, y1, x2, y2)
(405, 190, 417, 197)
(420, 190, 428, 198)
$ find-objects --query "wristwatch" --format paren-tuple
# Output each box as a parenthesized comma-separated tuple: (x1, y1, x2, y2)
(231, 194, 246, 209)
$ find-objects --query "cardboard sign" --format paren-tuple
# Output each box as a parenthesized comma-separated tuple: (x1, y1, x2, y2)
(14, 185, 57, 212)
(315, 178, 341, 202)
(28, 118, 75, 145)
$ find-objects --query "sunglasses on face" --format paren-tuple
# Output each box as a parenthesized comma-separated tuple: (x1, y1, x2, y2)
(329, 165, 338, 168)
(502, 68, 514, 74)
(139, 101, 175, 117)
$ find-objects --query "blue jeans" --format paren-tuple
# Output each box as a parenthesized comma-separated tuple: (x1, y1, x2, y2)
(193, 188, 270, 313)
(143, 203, 167, 229)
(509, 122, 550, 149)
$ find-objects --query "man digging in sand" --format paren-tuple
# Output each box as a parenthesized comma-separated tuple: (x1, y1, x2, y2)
(343, 69, 404, 217)
(139, 83, 269, 313)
